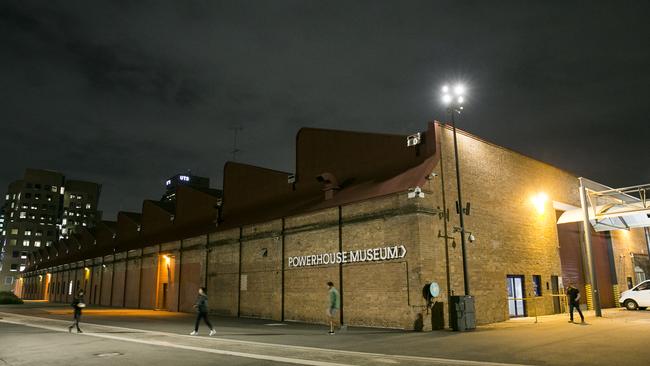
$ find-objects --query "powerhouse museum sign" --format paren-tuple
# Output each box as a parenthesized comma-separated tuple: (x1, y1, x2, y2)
(288, 245, 407, 268)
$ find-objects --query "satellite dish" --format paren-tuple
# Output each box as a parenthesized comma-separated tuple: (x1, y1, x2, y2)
(429, 282, 440, 298)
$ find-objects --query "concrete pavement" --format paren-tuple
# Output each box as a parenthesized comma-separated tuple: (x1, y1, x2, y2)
(1, 302, 649, 366)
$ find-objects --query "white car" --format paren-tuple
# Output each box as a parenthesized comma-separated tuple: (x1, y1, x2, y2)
(619, 280, 650, 310)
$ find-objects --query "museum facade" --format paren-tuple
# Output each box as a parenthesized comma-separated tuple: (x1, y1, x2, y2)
(18, 122, 650, 330)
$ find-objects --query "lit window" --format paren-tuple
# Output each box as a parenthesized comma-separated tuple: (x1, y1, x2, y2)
(19, 212, 26, 218)
(24, 230, 32, 236)
(19, 265, 25, 272)
(62, 218, 67, 225)
(10, 228, 18, 235)
(34, 240, 41, 247)
(4, 194, 8, 200)
(4, 276, 13, 285)
(10, 264, 18, 272)
(60, 187, 65, 194)
(51, 186, 58, 192)
(46, 241, 53, 246)
(23, 240, 30, 246)
(10, 202, 14, 208)
(20, 252, 27, 259)
(85, 203, 91, 209)
(35, 230, 43, 237)
(77, 195, 83, 200)
(9, 239, 16, 246)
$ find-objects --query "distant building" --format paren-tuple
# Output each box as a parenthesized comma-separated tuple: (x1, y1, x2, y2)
(161, 172, 215, 203)
(0, 169, 101, 292)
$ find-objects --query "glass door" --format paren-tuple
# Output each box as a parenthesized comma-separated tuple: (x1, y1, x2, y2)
(507, 275, 526, 317)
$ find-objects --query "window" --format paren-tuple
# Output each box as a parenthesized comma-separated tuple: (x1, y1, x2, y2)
(34, 240, 41, 247)
(46, 241, 53, 246)
(20, 251, 27, 259)
(77, 195, 83, 200)
(51, 186, 58, 193)
(532, 275, 542, 296)
(24, 229, 32, 236)
(25, 193, 31, 199)
(35, 193, 41, 200)
(4, 276, 13, 285)
(636, 282, 650, 291)
(4, 194, 8, 200)
(35, 230, 43, 237)
(635, 266, 647, 285)
(10, 228, 18, 235)
(19, 212, 27, 218)
(85, 203, 91, 209)
(12, 251, 19, 258)
(22, 240, 30, 246)
(10, 264, 18, 271)
(46, 230, 53, 236)
(9, 239, 16, 246)
(19, 265, 25, 272)
(35, 184, 41, 189)
(70, 194, 76, 199)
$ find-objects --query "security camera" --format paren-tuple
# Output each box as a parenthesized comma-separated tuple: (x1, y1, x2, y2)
(468, 233, 476, 243)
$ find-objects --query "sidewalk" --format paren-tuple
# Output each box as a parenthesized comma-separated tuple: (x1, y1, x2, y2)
(1, 303, 649, 366)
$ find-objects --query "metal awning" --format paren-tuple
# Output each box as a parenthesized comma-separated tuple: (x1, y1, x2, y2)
(557, 179, 650, 231)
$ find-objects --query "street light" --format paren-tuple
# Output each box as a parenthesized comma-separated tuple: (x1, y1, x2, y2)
(441, 83, 470, 296)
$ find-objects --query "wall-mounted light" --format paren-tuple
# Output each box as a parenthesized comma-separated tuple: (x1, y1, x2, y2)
(531, 192, 548, 214)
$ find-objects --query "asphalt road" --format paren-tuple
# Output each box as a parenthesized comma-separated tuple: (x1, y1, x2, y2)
(1, 303, 649, 366)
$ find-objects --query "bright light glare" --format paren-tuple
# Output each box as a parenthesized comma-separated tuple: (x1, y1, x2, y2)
(458, 96, 464, 104)
(531, 192, 548, 214)
(442, 85, 449, 93)
(442, 94, 453, 104)
(454, 84, 465, 96)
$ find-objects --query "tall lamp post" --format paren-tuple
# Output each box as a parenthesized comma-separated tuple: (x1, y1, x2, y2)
(442, 84, 470, 296)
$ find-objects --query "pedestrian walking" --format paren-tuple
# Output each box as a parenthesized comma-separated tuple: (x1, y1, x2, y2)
(190, 287, 216, 336)
(326, 281, 340, 335)
(68, 290, 86, 333)
(566, 283, 585, 324)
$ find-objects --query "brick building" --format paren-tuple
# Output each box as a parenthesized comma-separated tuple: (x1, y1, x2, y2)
(17, 123, 650, 330)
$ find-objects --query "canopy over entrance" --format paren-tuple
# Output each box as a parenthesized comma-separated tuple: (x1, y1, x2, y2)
(557, 179, 650, 231)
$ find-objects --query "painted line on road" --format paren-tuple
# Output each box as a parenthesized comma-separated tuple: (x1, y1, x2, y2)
(0, 312, 533, 366)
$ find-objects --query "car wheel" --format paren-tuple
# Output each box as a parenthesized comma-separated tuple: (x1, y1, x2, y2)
(624, 299, 638, 310)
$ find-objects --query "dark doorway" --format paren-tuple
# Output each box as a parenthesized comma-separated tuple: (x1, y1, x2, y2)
(551, 275, 561, 313)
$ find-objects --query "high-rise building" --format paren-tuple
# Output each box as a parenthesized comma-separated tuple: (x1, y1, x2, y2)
(161, 172, 212, 203)
(0, 169, 101, 292)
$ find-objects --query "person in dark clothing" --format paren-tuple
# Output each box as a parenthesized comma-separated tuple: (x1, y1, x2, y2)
(68, 290, 85, 333)
(190, 287, 216, 336)
(566, 283, 585, 323)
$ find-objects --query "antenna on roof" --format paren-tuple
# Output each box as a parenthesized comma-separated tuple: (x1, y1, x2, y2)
(230, 125, 243, 161)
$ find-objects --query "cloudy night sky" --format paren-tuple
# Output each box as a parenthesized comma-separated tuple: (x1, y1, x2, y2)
(1, 1, 648, 220)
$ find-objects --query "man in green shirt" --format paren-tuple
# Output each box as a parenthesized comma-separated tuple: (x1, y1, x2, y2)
(327, 281, 340, 335)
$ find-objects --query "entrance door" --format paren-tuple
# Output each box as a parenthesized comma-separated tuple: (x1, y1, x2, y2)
(507, 275, 526, 317)
(551, 276, 561, 313)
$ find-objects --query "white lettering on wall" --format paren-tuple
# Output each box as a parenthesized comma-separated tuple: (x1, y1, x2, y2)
(288, 245, 407, 268)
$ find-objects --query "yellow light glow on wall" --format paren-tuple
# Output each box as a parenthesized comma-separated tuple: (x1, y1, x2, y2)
(531, 192, 548, 214)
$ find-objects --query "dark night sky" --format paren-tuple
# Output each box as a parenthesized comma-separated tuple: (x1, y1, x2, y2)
(1, 1, 649, 220)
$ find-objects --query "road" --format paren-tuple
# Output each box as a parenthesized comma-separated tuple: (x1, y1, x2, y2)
(1, 302, 649, 366)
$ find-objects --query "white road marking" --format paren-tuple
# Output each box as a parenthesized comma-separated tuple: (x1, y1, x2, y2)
(0, 312, 533, 366)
